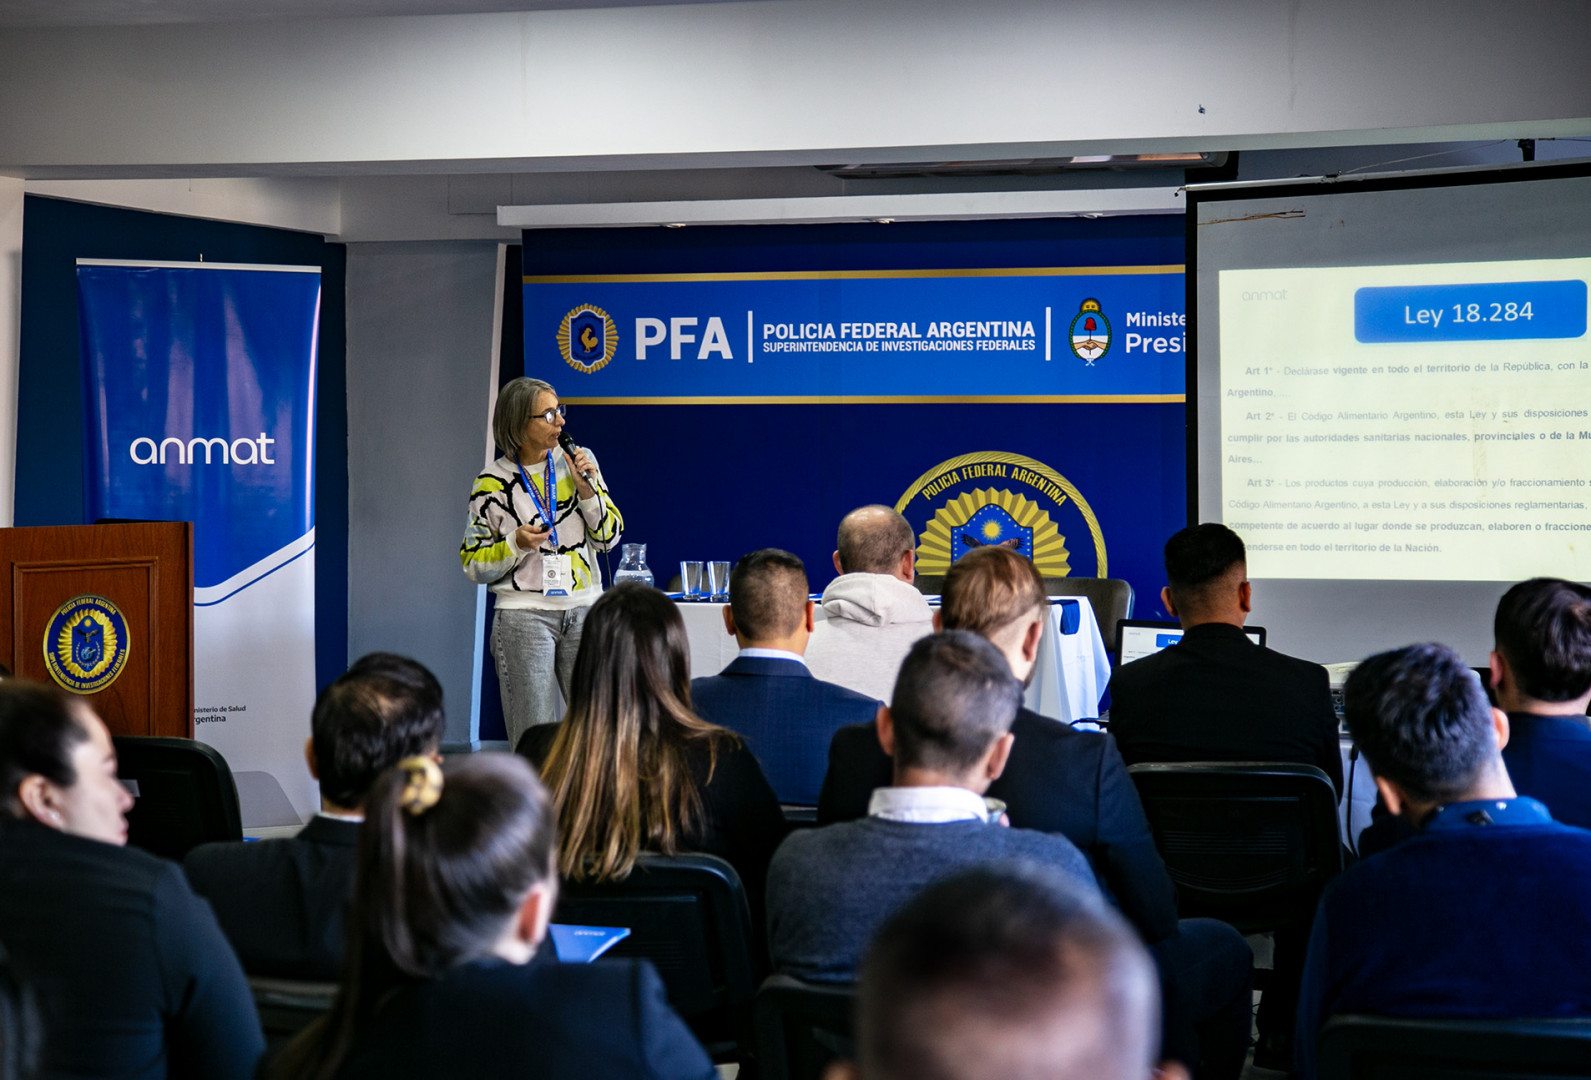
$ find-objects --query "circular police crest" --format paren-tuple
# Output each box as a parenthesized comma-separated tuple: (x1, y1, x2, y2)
(557, 305, 619, 374)
(43, 595, 130, 695)
(1068, 298, 1111, 364)
(896, 451, 1108, 579)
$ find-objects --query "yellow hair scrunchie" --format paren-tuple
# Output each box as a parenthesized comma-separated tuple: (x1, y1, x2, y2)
(397, 756, 443, 816)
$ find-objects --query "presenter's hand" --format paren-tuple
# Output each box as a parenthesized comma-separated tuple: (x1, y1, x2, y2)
(567, 446, 597, 500)
(514, 524, 551, 551)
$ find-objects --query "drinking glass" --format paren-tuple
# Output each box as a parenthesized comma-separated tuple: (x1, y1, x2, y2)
(679, 560, 705, 599)
(707, 561, 731, 602)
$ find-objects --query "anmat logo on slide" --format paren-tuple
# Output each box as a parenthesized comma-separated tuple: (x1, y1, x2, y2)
(1069, 298, 1111, 365)
(43, 595, 130, 695)
(558, 305, 619, 374)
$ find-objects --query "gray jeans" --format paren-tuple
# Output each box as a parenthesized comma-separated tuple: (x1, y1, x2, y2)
(491, 605, 589, 750)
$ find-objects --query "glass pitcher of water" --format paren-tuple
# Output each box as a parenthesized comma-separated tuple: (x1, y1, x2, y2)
(613, 543, 654, 588)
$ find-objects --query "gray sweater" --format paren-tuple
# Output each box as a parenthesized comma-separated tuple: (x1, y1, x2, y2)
(765, 817, 1099, 983)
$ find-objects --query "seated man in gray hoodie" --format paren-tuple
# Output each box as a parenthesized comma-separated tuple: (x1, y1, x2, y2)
(766, 631, 1098, 983)
(804, 505, 936, 701)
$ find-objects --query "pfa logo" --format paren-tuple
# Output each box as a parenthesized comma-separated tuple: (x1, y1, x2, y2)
(1068, 299, 1111, 365)
(557, 305, 618, 375)
(43, 594, 131, 695)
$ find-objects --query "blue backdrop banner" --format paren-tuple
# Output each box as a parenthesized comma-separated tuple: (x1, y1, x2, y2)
(78, 260, 322, 828)
(492, 220, 1188, 742)
(525, 268, 1185, 399)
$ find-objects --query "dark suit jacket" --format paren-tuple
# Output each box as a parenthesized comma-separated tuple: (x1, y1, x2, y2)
(518, 724, 787, 920)
(0, 817, 264, 1080)
(1108, 622, 1343, 797)
(332, 957, 714, 1080)
(184, 814, 360, 981)
(817, 707, 1180, 943)
(691, 655, 881, 805)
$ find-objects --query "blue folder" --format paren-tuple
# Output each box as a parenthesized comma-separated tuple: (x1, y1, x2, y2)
(548, 923, 631, 963)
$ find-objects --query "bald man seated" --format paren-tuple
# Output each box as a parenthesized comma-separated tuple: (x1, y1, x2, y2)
(804, 506, 935, 702)
(828, 863, 1184, 1080)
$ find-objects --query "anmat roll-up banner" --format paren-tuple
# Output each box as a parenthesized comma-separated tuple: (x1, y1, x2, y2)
(77, 260, 321, 828)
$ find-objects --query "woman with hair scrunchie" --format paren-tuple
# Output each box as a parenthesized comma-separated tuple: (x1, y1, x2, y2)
(273, 753, 713, 1080)
(461, 376, 625, 749)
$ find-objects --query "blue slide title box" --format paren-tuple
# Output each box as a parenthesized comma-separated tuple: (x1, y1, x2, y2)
(1354, 279, 1587, 343)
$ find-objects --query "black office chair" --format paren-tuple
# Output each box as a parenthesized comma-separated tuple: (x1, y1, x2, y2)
(754, 975, 855, 1080)
(113, 736, 243, 861)
(1317, 1014, 1591, 1079)
(554, 853, 758, 1064)
(1127, 762, 1342, 933)
(248, 976, 337, 1057)
(1044, 577, 1135, 639)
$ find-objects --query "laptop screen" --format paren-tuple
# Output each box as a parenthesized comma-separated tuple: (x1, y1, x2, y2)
(1115, 620, 1266, 668)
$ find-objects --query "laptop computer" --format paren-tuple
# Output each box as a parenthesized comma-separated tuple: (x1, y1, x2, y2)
(1114, 618, 1266, 672)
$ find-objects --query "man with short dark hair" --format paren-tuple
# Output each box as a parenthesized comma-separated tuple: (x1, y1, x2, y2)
(185, 653, 446, 979)
(1491, 577, 1591, 827)
(691, 549, 881, 805)
(827, 865, 1184, 1080)
(821, 546, 1251, 1079)
(1296, 643, 1591, 1079)
(805, 506, 935, 702)
(1109, 523, 1341, 790)
(1107, 523, 1338, 1067)
(766, 631, 1096, 983)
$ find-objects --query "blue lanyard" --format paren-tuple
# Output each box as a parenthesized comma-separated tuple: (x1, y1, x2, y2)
(515, 451, 558, 548)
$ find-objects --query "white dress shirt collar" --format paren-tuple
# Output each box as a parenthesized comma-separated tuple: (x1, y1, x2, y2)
(738, 647, 807, 665)
(868, 785, 990, 824)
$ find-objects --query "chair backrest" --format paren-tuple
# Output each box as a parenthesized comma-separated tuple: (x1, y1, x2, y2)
(1127, 762, 1342, 932)
(1318, 1014, 1591, 1079)
(1044, 577, 1135, 636)
(113, 735, 243, 861)
(754, 974, 855, 1080)
(553, 853, 757, 1020)
(249, 975, 338, 1055)
(912, 573, 944, 596)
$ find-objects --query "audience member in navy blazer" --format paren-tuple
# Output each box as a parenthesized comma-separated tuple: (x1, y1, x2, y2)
(185, 653, 448, 980)
(691, 549, 882, 805)
(1297, 644, 1591, 1080)
(1358, 578, 1591, 857)
(273, 752, 712, 1080)
(820, 548, 1252, 1080)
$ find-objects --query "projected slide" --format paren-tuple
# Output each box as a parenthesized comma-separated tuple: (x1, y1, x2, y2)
(1220, 257, 1591, 581)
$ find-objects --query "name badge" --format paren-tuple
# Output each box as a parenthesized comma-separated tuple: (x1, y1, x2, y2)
(543, 553, 573, 596)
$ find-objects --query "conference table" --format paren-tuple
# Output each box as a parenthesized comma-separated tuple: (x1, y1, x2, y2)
(676, 594, 1112, 725)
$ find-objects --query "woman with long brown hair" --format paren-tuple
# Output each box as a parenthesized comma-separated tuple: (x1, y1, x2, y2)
(518, 582, 785, 910)
(274, 753, 712, 1080)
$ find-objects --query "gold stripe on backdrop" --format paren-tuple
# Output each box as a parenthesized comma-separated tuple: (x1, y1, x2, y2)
(561, 394, 1186, 405)
(524, 265, 1185, 285)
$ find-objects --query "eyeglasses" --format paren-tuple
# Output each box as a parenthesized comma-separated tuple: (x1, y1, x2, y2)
(534, 405, 567, 424)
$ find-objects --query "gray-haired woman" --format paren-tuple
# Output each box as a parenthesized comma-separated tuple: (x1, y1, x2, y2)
(461, 377, 624, 747)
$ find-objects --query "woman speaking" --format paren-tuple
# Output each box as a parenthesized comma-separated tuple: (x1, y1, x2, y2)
(461, 377, 623, 747)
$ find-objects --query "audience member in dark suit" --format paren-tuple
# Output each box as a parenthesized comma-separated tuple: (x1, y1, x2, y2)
(829, 864, 1187, 1080)
(1108, 524, 1342, 792)
(1297, 643, 1591, 1080)
(1105, 523, 1339, 1068)
(767, 632, 1098, 985)
(273, 752, 713, 1080)
(690, 548, 881, 805)
(517, 582, 785, 919)
(185, 653, 448, 981)
(1359, 578, 1591, 858)
(819, 547, 1251, 1080)
(0, 681, 263, 1080)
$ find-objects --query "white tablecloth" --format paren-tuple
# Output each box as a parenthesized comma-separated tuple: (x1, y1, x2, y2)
(677, 596, 1110, 725)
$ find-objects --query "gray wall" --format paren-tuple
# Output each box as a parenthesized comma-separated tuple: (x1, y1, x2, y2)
(346, 240, 499, 746)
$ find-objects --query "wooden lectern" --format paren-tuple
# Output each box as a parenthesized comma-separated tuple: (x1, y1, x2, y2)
(0, 523, 193, 738)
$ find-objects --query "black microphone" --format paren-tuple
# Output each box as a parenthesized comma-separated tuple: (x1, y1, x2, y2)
(558, 432, 595, 484)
